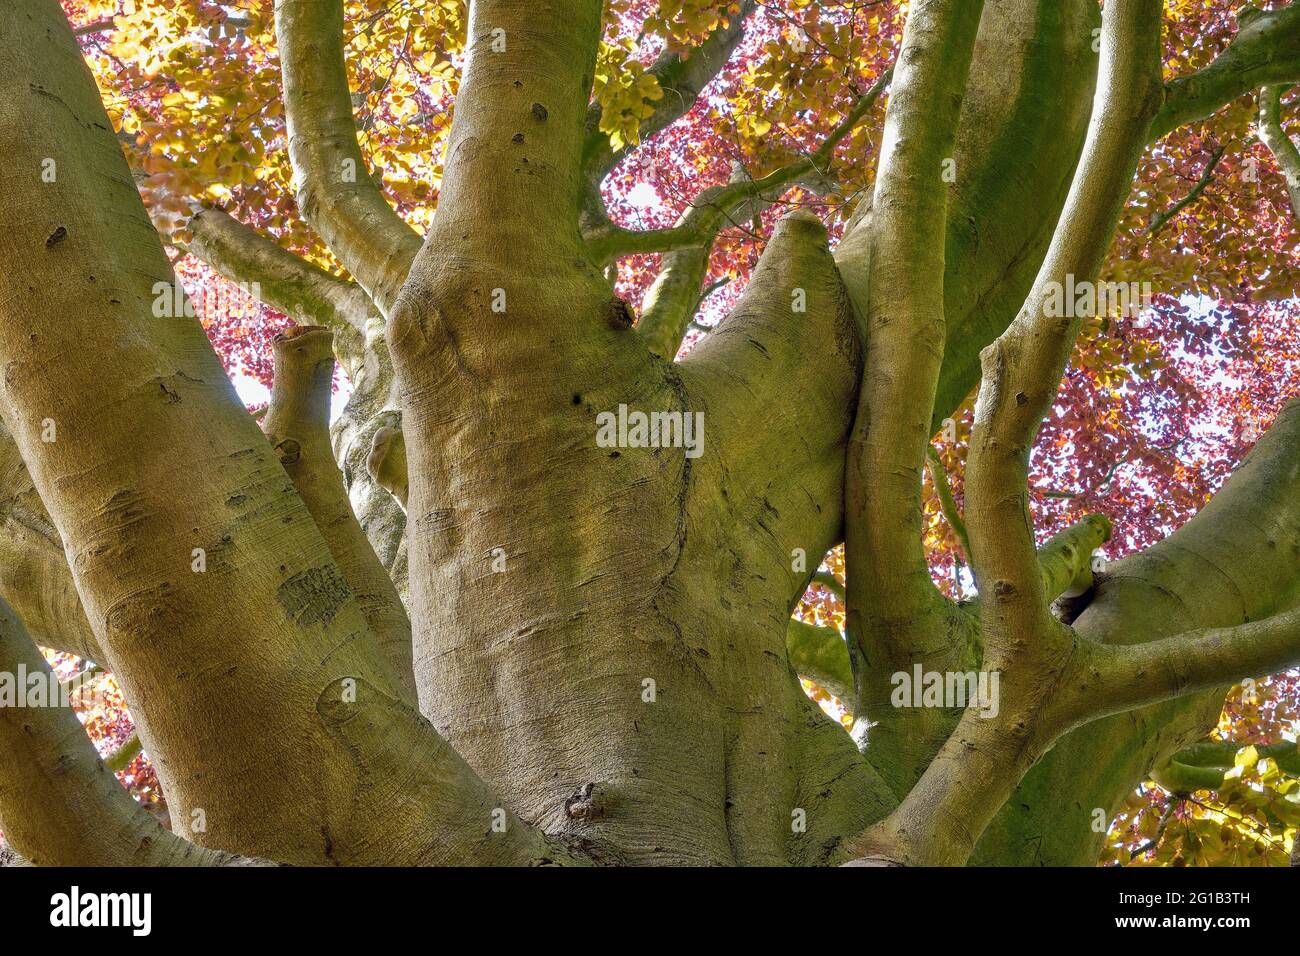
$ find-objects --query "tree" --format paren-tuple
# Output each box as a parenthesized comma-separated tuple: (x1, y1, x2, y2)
(0, 0, 1298, 867)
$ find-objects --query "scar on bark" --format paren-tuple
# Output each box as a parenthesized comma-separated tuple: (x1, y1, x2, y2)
(276, 565, 351, 627)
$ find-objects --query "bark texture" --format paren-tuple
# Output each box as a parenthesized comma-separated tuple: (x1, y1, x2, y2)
(2, 0, 1299, 869)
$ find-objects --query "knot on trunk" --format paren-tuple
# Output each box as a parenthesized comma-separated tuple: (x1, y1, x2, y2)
(564, 782, 610, 821)
(605, 297, 635, 331)
(275, 438, 302, 466)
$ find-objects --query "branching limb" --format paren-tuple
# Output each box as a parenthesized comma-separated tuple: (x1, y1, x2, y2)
(1146, 144, 1226, 236)
(843, 0, 985, 714)
(581, 1, 758, 191)
(786, 619, 853, 704)
(0, 597, 266, 866)
(184, 206, 373, 374)
(0, 0, 574, 865)
(1038, 513, 1113, 604)
(925, 446, 971, 562)
(366, 423, 408, 509)
(103, 731, 143, 773)
(0, 422, 102, 661)
(1151, 758, 1229, 793)
(842, 0, 1165, 867)
(607, 71, 891, 360)
(1156, 739, 1300, 793)
(789, 512, 1111, 725)
(411, 0, 604, 263)
(995, 396, 1300, 866)
(1258, 85, 1300, 220)
(1148, 3, 1300, 143)
(631, 167, 752, 360)
(185, 207, 408, 593)
(680, 210, 861, 502)
(1129, 795, 1181, 859)
(275, 0, 423, 314)
(964, 0, 1163, 651)
(812, 569, 845, 602)
(264, 326, 415, 696)
(587, 70, 892, 262)
(1071, 605, 1300, 722)
(876, 387, 1299, 866)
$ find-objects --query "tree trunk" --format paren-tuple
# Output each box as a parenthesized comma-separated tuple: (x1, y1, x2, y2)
(1, 0, 1298, 868)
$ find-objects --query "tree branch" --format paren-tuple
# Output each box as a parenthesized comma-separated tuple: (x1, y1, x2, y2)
(0, 0, 575, 865)
(1146, 143, 1226, 235)
(972, 391, 1300, 866)
(102, 731, 143, 773)
(1166, 738, 1300, 779)
(1075, 605, 1300, 721)
(812, 569, 846, 602)
(843, 0, 985, 715)
(996, 396, 1300, 865)
(1037, 513, 1112, 604)
(275, 0, 423, 314)
(184, 206, 373, 374)
(0, 597, 265, 866)
(1148, 4, 1300, 143)
(786, 618, 853, 704)
(600, 70, 891, 360)
(679, 211, 867, 757)
(1258, 84, 1300, 220)
(365, 423, 408, 508)
(263, 326, 415, 696)
(586, 69, 892, 263)
(964, 0, 1164, 652)
(789, 512, 1111, 728)
(842, 0, 1166, 867)
(680, 210, 861, 505)
(581, 1, 758, 189)
(836, 1, 1104, 444)
(925, 446, 971, 562)
(1129, 795, 1180, 859)
(186, 208, 372, 328)
(421, 0, 603, 257)
(0, 422, 102, 661)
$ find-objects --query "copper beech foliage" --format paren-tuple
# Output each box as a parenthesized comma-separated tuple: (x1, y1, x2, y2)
(26, 0, 1299, 866)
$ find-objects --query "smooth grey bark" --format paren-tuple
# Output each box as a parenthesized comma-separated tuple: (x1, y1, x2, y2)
(2, 0, 1298, 868)
(0, 0, 574, 867)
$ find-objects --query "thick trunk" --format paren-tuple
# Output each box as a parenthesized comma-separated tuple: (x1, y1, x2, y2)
(2, 0, 1298, 869)
(390, 3, 888, 855)
(0, 0, 568, 868)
